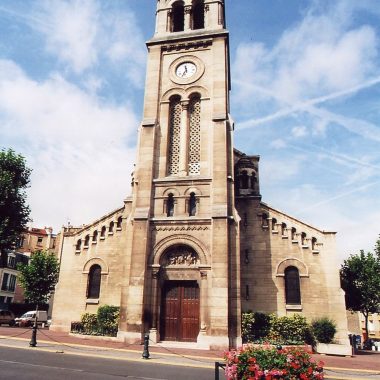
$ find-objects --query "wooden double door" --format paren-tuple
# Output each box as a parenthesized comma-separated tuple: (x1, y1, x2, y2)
(160, 281, 200, 342)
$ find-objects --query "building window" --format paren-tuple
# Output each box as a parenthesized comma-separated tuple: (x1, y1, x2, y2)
(76, 239, 82, 251)
(188, 95, 201, 175)
(172, 1, 185, 32)
(109, 221, 114, 233)
(1, 273, 9, 291)
(8, 275, 16, 292)
(301, 232, 307, 246)
(241, 170, 249, 189)
(87, 264, 101, 299)
(189, 192, 197, 216)
(116, 216, 122, 230)
(84, 235, 90, 247)
(192, 0, 204, 29)
(285, 266, 301, 305)
(281, 223, 287, 236)
(92, 230, 98, 243)
(271, 218, 277, 232)
(291, 227, 297, 241)
(100, 226, 106, 238)
(261, 213, 268, 228)
(7, 255, 16, 268)
(37, 236, 43, 246)
(168, 95, 182, 175)
(312, 237, 317, 250)
(167, 193, 175, 217)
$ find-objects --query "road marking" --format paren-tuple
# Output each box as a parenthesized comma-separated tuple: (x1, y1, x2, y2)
(325, 366, 380, 374)
(0, 334, 219, 361)
(0, 358, 169, 379)
(0, 343, 214, 369)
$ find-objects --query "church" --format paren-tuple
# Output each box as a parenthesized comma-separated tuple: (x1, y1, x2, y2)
(51, 0, 349, 349)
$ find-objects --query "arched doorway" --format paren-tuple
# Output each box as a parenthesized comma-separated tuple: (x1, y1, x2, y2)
(159, 245, 201, 342)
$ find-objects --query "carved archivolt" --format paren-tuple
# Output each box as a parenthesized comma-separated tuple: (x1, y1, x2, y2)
(161, 246, 200, 267)
(276, 258, 308, 277)
(151, 234, 208, 265)
(82, 257, 109, 275)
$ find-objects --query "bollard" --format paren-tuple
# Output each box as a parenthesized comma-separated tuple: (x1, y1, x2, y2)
(142, 334, 150, 359)
(215, 362, 226, 380)
(29, 323, 37, 347)
(215, 362, 220, 380)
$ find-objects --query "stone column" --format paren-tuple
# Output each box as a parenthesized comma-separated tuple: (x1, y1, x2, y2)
(179, 101, 189, 175)
(199, 270, 208, 331)
(197, 269, 210, 348)
(149, 265, 160, 343)
(184, 6, 192, 30)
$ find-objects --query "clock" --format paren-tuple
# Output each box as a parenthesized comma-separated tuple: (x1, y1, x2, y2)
(176, 62, 197, 79)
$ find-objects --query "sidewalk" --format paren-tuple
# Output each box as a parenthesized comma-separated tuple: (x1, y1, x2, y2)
(1, 327, 380, 379)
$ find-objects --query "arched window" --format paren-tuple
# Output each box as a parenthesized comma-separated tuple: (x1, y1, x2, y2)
(251, 172, 257, 190)
(241, 170, 249, 189)
(87, 264, 101, 299)
(84, 235, 90, 247)
(301, 232, 307, 246)
(188, 95, 201, 175)
(109, 221, 114, 233)
(291, 227, 297, 240)
(92, 230, 98, 243)
(100, 226, 106, 238)
(272, 218, 277, 232)
(76, 239, 82, 251)
(285, 266, 301, 305)
(172, 1, 184, 32)
(167, 193, 175, 217)
(168, 96, 182, 175)
(281, 223, 287, 236)
(189, 192, 197, 216)
(116, 216, 122, 230)
(261, 213, 268, 228)
(192, 0, 204, 29)
(312, 237, 317, 250)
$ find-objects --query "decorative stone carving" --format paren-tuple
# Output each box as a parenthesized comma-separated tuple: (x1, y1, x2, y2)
(162, 247, 200, 267)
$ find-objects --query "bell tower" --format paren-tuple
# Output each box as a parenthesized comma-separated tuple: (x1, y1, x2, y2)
(118, 0, 241, 349)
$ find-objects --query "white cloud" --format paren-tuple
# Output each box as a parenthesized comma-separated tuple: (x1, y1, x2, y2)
(31, 0, 146, 86)
(35, 0, 99, 73)
(233, 1, 379, 105)
(291, 125, 307, 138)
(0, 59, 138, 230)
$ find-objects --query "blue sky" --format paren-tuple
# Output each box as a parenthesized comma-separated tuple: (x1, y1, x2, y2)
(0, 0, 379, 262)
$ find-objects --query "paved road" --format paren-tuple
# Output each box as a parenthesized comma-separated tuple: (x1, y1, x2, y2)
(0, 346, 215, 380)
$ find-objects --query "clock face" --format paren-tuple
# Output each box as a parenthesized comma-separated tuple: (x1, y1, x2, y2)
(176, 62, 197, 79)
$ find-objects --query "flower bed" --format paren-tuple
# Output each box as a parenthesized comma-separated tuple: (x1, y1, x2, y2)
(224, 344, 324, 380)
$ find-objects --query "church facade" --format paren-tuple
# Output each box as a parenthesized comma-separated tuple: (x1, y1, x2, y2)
(51, 0, 349, 349)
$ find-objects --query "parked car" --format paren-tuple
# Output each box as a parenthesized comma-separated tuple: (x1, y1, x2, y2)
(0, 309, 15, 326)
(15, 310, 48, 327)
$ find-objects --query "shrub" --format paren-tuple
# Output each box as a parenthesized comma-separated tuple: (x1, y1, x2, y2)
(224, 345, 324, 380)
(268, 314, 314, 345)
(311, 318, 336, 344)
(81, 313, 98, 334)
(242, 312, 271, 343)
(97, 305, 120, 336)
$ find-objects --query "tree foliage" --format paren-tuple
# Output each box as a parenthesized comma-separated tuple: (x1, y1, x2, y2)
(340, 242, 380, 338)
(0, 148, 31, 251)
(17, 250, 60, 305)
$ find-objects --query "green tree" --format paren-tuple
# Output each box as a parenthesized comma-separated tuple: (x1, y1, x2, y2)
(340, 242, 380, 340)
(0, 148, 31, 252)
(17, 250, 60, 306)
